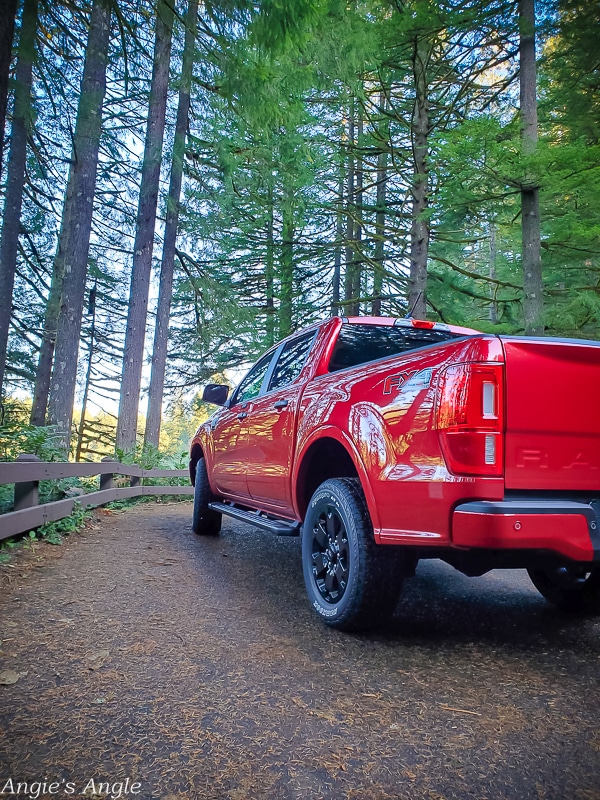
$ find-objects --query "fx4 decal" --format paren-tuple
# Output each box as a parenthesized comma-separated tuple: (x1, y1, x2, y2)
(383, 368, 433, 395)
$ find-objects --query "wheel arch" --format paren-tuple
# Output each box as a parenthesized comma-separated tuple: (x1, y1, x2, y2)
(293, 429, 381, 531)
(189, 442, 204, 486)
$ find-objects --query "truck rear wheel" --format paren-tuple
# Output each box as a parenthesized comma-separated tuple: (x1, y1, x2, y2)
(527, 565, 600, 614)
(192, 458, 221, 536)
(302, 478, 403, 631)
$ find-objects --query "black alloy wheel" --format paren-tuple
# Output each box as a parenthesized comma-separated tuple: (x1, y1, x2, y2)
(302, 478, 404, 631)
(310, 502, 351, 605)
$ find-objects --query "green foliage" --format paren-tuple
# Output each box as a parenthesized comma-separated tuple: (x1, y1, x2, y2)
(541, 0, 600, 145)
(0, 503, 90, 564)
(115, 440, 188, 472)
(0, 400, 66, 462)
(0, 531, 36, 562)
(250, 0, 330, 51)
(115, 442, 161, 469)
(113, 439, 190, 499)
(36, 502, 90, 545)
(0, 401, 70, 514)
(0, 399, 102, 514)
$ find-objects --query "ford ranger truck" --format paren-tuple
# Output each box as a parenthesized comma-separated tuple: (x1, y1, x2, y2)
(189, 316, 600, 632)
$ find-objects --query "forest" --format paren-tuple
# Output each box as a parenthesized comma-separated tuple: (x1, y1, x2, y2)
(0, 0, 598, 462)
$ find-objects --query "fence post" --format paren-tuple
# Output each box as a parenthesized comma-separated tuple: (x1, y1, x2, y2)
(100, 457, 117, 492)
(14, 453, 41, 511)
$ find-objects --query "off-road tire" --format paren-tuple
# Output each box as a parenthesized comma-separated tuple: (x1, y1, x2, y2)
(192, 458, 221, 536)
(528, 565, 600, 614)
(302, 478, 404, 632)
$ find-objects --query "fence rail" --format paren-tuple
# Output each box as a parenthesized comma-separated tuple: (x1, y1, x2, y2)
(0, 455, 193, 541)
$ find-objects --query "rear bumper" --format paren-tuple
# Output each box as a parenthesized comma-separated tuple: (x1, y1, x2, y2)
(453, 499, 600, 562)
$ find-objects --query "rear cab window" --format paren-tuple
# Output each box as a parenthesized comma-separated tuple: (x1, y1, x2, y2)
(268, 332, 316, 391)
(328, 323, 463, 371)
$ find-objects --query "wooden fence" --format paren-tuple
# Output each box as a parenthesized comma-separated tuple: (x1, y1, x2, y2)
(0, 455, 194, 542)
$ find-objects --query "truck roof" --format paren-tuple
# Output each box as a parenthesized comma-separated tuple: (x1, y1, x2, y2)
(341, 316, 481, 337)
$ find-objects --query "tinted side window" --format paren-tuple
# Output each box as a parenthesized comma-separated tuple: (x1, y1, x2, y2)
(269, 333, 315, 391)
(233, 353, 273, 404)
(329, 324, 461, 371)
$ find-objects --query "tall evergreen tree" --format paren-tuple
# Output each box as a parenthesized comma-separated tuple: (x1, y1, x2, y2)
(116, 0, 174, 452)
(144, 0, 198, 448)
(0, 0, 37, 397)
(344, 96, 358, 315)
(520, 0, 543, 334)
(38, 0, 111, 444)
(407, 20, 432, 320)
(0, 0, 18, 175)
(372, 92, 389, 316)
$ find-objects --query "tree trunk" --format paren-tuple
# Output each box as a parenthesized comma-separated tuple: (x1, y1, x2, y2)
(344, 97, 357, 315)
(520, 0, 543, 335)
(279, 189, 294, 339)
(331, 165, 343, 316)
(0, 0, 18, 176)
(30, 209, 70, 425)
(116, 0, 174, 454)
(0, 0, 37, 397)
(372, 92, 388, 317)
(372, 148, 388, 316)
(144, 0, 198, 449)
(408, 37, 430, 320)
(489, 222, 498, 324)
(44, 0, 111, 448)
(75, 283, 97, 462)
(265, 183, 275, 346)
(352, 110, 363, 312)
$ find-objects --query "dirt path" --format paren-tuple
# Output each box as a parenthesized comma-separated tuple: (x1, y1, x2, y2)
(1, 502, 599, 800)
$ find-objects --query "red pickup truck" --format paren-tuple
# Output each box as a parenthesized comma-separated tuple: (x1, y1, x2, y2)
(189, 316, 600, 631)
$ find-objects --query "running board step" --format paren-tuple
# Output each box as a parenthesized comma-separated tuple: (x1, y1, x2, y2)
(209, 502, 300, 536)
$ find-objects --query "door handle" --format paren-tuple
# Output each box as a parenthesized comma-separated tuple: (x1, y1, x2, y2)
(273, 400, 289, 410)
(237, 412, 248, 421)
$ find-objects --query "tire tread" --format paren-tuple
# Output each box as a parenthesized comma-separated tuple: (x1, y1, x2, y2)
(303, 477, 403, 632)
(192, 458, 221, 536)
(528, 566, 600, 614)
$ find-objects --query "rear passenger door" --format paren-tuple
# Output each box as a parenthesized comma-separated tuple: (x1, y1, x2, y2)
(244, 332, 316, 512)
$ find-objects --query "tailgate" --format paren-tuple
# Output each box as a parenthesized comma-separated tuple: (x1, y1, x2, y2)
(501, 337, 600, 491)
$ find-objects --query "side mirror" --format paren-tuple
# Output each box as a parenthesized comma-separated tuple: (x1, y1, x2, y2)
(202, 383, 229, 406)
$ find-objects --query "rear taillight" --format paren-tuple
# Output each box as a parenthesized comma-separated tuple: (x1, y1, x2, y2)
(436, 362, 504, 477)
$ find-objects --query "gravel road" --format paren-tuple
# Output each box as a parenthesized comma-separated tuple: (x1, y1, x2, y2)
(0, 502, 599, 800)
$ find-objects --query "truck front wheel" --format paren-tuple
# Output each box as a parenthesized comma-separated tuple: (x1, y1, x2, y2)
(302, 478, 403, 631)
(192, 458, 221, 536)
(527, 565, 600, 614)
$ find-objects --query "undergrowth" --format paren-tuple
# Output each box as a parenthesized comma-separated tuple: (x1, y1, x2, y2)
(0, 503, 90, 563)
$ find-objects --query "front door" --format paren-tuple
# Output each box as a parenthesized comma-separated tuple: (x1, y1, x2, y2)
(245, 332, 316, 512)
(209, 404, 250, 497)
(210, 351, 275, 499)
